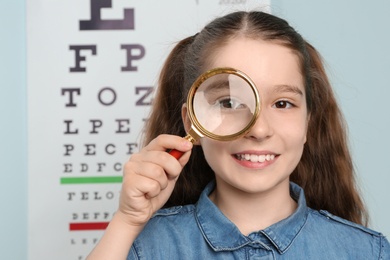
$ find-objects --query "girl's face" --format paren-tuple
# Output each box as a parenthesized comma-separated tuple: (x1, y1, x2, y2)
(184, 37, 308, 195)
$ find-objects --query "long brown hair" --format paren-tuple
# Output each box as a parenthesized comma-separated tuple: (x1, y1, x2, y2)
(142, 11, 368, 225)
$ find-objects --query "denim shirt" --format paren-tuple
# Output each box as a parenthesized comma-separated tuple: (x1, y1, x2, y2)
(128, 182, 390, 259)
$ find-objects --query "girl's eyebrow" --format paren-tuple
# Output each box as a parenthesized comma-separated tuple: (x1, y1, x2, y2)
(203, 79, 230, 94)
(272, 84, 304, 96)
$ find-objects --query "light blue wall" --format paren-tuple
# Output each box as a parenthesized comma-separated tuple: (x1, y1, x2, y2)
(0, 1, 389, 258)
(0, 0, 27, 259)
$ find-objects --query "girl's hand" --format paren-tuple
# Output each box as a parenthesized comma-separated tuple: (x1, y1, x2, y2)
(87, 135, 192, 260)
(117, 134, 193, 227)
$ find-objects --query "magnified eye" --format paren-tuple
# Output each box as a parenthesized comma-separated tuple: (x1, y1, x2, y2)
(217, 97, 246, 109)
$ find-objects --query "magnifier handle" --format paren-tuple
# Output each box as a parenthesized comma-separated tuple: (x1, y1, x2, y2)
(168, 149, 185, 160)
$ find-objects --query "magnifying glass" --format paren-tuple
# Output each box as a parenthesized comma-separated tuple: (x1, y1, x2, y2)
(169, 67, 261, 159)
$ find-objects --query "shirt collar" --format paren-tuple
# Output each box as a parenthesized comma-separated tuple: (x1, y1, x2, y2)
(195, 181, 308, 254)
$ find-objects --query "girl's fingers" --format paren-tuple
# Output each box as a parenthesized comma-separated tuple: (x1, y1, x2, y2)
(124, 160, 169, 191)
(131, 151, 183, 179)
(119, 134, 193, 218)
(145, 134, 193, 154)
(131, 134, 193, 179)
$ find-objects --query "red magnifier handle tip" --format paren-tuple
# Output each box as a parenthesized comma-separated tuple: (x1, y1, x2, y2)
(168, 149, 185, 159)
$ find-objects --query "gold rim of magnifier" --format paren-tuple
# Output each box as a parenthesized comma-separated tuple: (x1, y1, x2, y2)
(187, 67, 261, 141)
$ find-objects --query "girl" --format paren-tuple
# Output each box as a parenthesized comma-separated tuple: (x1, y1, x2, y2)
(88, 11, 389, 259)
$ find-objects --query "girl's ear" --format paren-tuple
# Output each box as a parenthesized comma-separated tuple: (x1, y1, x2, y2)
(181, 103, 201, 145)
(181, 103, 191, 132)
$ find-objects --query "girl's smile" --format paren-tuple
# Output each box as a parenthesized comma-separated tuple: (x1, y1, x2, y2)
(233, 151, 279, 169)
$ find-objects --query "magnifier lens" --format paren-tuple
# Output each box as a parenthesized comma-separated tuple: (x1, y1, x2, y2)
(192, 72, 258, 139)
(169, 68, 259, 159)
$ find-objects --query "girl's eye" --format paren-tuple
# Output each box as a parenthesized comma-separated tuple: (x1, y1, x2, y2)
(273, 100, 293, 109)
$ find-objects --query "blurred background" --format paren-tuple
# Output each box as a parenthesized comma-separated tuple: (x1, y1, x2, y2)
(1, 0, 389, 259)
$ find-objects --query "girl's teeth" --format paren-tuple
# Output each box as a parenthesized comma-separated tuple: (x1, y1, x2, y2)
(238, 154, 275, 162)
(250, 154, 257, 162)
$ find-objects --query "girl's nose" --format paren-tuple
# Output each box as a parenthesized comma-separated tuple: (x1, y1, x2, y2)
(244, 109, 274, 141)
